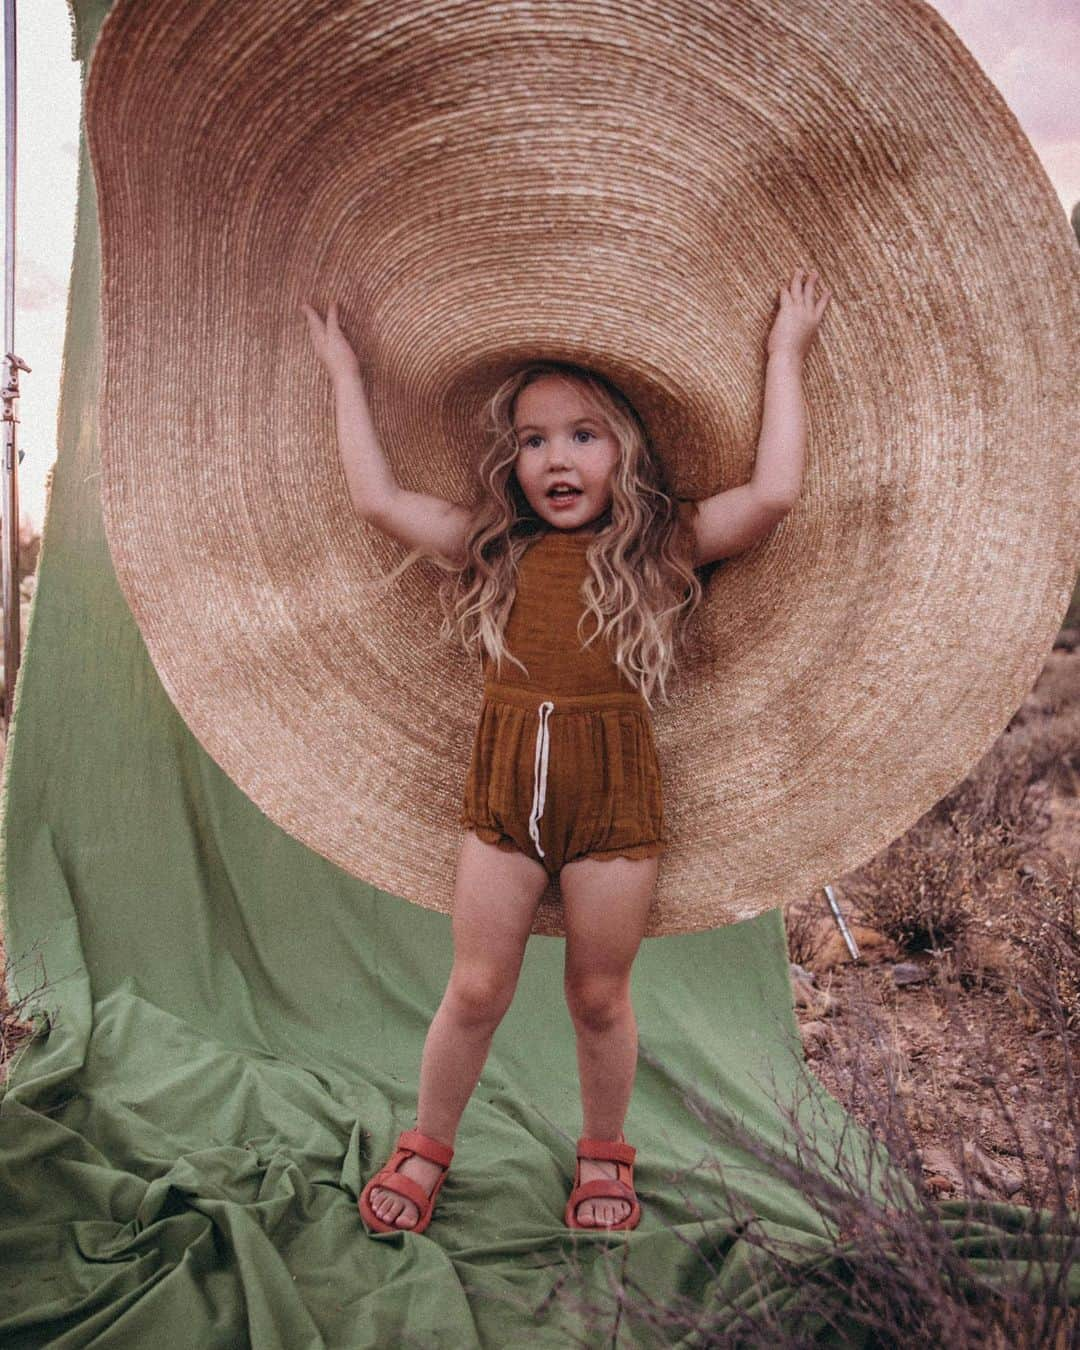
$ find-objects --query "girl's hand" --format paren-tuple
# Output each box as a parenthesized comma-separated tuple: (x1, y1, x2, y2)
(767, 268, 831, 360)
(300, 300, 362, 382)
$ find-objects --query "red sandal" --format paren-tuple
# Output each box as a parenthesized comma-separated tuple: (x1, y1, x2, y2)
(358, 1127, 454, 1235)
(564, 1133, 642, 1231)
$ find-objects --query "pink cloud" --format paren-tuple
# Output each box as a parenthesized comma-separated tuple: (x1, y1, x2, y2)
(932, 0, 1080, 144)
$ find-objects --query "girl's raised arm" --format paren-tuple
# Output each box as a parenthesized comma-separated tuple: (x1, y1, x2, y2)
(684, 269, 829, 566)
(301, 301, 471, 567)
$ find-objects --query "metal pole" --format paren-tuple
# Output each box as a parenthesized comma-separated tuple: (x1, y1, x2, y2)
(823, 882, 860, 962)
(1, 0, 27, 735)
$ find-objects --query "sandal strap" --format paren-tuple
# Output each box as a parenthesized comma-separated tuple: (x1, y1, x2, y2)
(398, 1128, 454, 1167)
(576, 1136, 636, 1165)
(370, 1169, 433, 1214)
(569, 1177, 639, 1206)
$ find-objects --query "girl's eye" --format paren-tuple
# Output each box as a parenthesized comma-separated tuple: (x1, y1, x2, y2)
(518, 430, 595, 448)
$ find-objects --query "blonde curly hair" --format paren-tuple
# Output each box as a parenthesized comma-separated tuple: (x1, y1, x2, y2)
(381, 360, 705, 710)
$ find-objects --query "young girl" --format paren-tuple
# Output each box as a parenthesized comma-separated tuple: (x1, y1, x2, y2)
(301, 269, 829, 1235)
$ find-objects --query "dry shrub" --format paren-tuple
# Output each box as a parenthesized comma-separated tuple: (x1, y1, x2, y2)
(0, 940, 48, 1087)
(995, 856, 1080, 1036)
(840, 813, 979, 954)
(1032, 706, 1080, 798)
(783, 892, 829, 968)
(838, 697, 1058, 961)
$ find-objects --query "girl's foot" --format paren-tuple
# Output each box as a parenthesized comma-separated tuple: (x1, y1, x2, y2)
(572, 1157, 633, 1226)
(367, 1153, 447, 1229)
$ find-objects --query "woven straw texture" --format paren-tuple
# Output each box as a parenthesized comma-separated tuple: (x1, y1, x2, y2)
(83, 0, 1080, 936)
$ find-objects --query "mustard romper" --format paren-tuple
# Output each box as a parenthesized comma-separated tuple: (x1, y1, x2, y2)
(459, 527, 667, 874)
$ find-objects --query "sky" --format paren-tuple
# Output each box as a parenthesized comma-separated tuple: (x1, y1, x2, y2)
(4, 1, 1079, 532)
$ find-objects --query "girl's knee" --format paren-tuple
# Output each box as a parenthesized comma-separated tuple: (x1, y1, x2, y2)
(446, 964, 516, 1027)
(564, 972, 632, 1030)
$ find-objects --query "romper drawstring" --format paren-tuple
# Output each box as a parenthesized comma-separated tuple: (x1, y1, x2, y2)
(528, 700, 555, 858)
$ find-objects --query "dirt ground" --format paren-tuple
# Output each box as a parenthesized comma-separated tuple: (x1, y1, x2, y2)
(789, 926, 1075, 1207)
(785, 631, 1079, 1210)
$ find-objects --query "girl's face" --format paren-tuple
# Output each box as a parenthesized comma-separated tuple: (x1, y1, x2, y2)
(511, 376, 621, 529)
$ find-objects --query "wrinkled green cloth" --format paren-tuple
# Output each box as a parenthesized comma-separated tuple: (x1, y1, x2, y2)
(1, 3, 1076, 1346)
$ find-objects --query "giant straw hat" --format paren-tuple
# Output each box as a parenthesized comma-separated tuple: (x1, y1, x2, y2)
(84, 0, 1079, 937)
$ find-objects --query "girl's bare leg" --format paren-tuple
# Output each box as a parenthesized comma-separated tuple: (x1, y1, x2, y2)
(367, 831, 548, 1229)
(561, 853, 658, 1227)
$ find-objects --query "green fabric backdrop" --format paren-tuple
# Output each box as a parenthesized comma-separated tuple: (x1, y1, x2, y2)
(0, 3, 1076, 1345)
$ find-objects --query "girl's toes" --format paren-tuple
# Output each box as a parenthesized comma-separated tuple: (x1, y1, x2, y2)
(575, 1196, 634, 1226)
(394, 1204, 417, 1228)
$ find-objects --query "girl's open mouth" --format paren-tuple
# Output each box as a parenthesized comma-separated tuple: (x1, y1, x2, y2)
(547, 492, 582, 509)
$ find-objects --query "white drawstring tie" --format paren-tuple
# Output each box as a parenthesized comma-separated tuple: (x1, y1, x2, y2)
(528, 700, 555, 858)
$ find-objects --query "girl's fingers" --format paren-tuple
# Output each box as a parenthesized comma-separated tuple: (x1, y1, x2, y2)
(781, 269, 828, 297)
